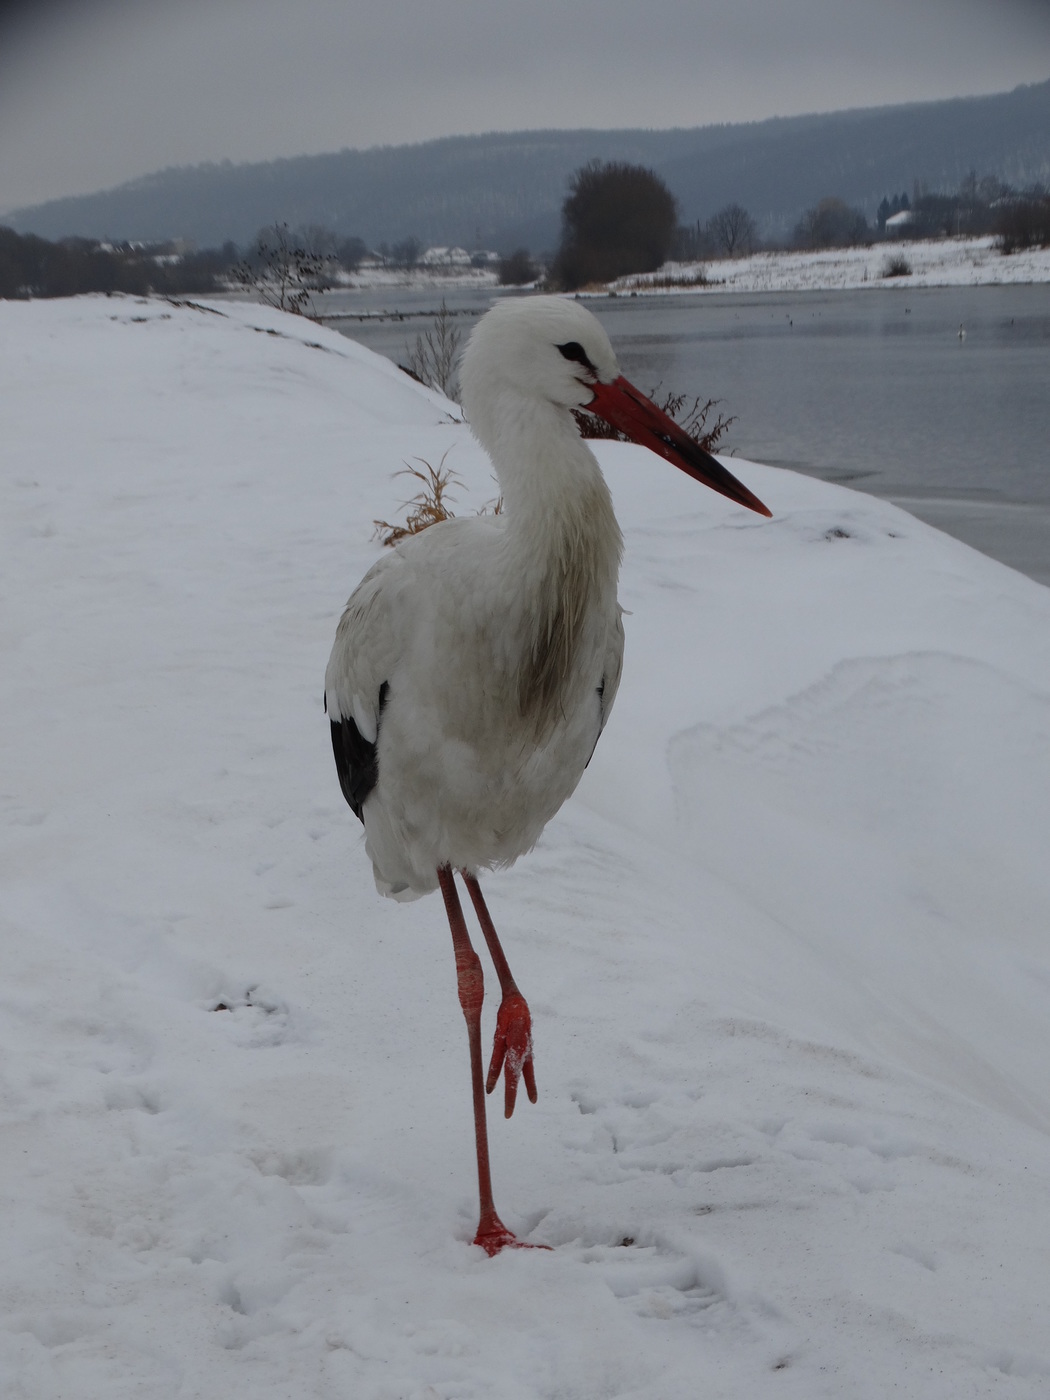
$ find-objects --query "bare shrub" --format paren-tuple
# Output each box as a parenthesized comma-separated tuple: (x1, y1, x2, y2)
(881, 254, 912, 278)
(404, 300, 462, 400)
(574, 390, 735, 454)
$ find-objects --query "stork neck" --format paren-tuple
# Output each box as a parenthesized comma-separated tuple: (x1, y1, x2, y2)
(480, 393, 622, 727)
(486, 394, 621, 572)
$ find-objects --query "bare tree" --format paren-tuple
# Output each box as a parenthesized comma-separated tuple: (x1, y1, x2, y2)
(706, 204, 757, 258)
(391, 237, 422, 269)
(793, 198, 868, 249)
(235, 223, 325, 315)
(295, 224, 339, 257)
(335, 236, 367, 272)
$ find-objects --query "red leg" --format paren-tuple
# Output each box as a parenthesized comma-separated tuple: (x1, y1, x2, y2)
(437, 866, 540, 1256)
(462, 871, 538, 1119)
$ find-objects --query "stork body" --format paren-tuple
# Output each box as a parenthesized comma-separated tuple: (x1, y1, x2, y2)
(325, 297, 770, 1253)
(326, 471, 623, 899)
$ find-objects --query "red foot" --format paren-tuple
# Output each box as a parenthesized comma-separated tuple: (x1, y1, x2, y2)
(486, 993, 538, 1118)
(474, 1212, 553, 1257)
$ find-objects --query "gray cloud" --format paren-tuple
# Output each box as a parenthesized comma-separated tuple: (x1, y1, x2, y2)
(1, 0, 1048, 212)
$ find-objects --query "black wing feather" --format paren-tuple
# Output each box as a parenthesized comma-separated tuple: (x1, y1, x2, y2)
(330, 681, 388, 823)
(584, 676, 607, 771)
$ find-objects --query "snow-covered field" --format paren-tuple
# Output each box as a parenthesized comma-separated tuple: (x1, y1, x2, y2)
(324, 236, 1050, 297)
(610, 236, 1050, 296)
(330, 264, 500, 292)
(3, 294, 1050, 1399)
(294, 235, 1050, 302)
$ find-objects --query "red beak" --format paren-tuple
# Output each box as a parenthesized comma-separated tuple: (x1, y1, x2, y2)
(587, 375, 772, 518)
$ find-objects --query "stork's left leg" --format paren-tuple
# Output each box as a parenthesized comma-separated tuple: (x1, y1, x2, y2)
(462, 872, 538, 1119)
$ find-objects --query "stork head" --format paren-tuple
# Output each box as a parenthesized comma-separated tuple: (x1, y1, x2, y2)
(460, 296, 771, 518)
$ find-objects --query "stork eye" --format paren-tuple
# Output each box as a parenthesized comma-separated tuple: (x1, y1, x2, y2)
(557, 341, 594, 371)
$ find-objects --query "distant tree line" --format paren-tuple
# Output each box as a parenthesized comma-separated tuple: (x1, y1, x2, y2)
(0, 223, 373, 301)
(0, 227, 243, 299)
(684, 172, 1050, 259)
(0, 220, 526, 302)
(906, 174, 1050, 247)
(994, 191, 1050, 252)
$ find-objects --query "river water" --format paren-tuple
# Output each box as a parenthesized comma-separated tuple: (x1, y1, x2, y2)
(316, 283, 1050, 586)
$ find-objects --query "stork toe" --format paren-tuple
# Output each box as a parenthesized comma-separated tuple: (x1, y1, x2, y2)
(486, 992, 537, 1117)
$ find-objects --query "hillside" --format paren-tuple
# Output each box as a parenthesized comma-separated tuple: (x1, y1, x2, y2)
(5, 79, 1050, 249)
(2, 294, 1050, 1397)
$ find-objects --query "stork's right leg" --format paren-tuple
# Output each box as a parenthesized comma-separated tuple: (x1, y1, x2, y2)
(437, 864, 520, 1256)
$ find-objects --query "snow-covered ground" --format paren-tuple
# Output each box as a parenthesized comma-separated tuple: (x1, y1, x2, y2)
(609, 236, 1050, 295)
(3, 294, 1050, 1399)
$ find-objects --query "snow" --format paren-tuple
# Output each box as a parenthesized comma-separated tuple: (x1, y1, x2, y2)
(3, 293, 1050, 1399)
(611, 235, 1050, 295)
(328, 260, 499, 290)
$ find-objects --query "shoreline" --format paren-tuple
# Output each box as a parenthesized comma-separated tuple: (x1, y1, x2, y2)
(606, 235, 1050, 297)
(887, 494, 1050, 590)
(306, 235, 1050, 302)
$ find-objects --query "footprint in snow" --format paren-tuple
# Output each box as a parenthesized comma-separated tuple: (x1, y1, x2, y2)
(208, 985, 294, 1047)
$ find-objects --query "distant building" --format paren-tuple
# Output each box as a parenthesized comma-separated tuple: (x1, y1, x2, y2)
(419, 246, 474, 268)
(884, 210, 915, 237)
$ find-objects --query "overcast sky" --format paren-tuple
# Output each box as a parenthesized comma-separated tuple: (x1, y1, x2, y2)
(1, 0, 1048, 214)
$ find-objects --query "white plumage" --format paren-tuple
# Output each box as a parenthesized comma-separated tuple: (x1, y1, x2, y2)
(325, 298, 625, 897)
(323, 295, 769, 1254)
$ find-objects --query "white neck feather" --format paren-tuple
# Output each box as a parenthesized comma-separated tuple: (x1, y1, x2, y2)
(473, 390, 623, 731)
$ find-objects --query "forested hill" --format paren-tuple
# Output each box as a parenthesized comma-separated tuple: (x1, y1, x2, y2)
(6, 79, 1049, 250)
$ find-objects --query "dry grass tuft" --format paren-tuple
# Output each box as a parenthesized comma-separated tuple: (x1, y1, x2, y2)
(373, 456, 461, 546)
(624, 268, 714, 291)
(373, 456, 502, 547)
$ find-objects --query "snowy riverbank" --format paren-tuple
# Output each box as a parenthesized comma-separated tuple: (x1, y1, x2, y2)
(322, 235, 1050, 298)
(3, 294, 1050, 1398)
(611, 235, 1050, 296)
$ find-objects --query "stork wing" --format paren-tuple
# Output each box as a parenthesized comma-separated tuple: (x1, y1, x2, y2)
(586, 606, 625, 768)
(599, 606, 625, 733)
(324, 552, 404, 822)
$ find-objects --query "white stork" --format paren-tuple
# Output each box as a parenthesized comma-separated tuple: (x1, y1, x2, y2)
(325, 296, 770, 1254)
